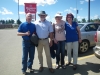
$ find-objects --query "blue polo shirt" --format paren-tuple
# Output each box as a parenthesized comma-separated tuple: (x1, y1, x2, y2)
(65, 22, 78, 42)
(18, 22, 36, 40)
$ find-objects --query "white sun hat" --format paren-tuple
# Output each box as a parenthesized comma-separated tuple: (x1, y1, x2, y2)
(55, 13, 62, 17)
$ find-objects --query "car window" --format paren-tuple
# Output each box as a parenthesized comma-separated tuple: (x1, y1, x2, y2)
(85, 24, 97, 31)
(78, 24, 84, 29)
(98, 26, 100, 31)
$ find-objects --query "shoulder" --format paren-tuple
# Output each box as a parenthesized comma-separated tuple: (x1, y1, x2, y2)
(19, 22, 26, 27)
(73, 21, 78, 24)
(45, 20, 50, 24)
(45, 20, 52, 26)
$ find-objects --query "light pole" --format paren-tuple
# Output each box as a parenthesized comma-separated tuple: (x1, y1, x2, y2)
(76, 0, 78, 22)
(88, 0, 90, 22)
(18, 0, 20, 21)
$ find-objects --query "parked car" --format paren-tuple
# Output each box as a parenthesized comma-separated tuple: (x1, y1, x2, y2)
(93, 26, 100, 59)
(78, 22, 100, 53)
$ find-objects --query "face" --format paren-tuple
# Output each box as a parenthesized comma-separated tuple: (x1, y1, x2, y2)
(39, 15, 46, 21)
(55, 16, 62, 22)
(67, 15, 73, 22)
(26, 14, 32, 22)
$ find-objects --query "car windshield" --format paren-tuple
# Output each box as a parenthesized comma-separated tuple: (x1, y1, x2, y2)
(78, 24, 84, 29)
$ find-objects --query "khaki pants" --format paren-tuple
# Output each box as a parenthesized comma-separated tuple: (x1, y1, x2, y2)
(37, 39, 52, 68)
(66, 41, 78, 65)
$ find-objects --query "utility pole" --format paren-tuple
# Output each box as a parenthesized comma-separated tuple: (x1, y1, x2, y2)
(76, 0, 77, 22)
(88, 0, 90, 22)
(18, 0, 20, 21)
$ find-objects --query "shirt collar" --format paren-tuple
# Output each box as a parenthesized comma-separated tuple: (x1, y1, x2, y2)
(25, 21, 31, 25)
(39, 19, 47, 23)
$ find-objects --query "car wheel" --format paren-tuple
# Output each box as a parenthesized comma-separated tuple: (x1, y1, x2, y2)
(79, 40, 89, 53)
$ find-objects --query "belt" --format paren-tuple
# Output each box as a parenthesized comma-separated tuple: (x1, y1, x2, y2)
(39, 38, 48, 40)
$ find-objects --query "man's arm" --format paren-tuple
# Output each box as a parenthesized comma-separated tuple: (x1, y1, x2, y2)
(17, 23, 30, 36)
(17, 32, 27, 36)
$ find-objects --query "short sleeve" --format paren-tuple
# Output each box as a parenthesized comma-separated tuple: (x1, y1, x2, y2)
(49, 22, 53, 33)
(18, 23, 23, 32)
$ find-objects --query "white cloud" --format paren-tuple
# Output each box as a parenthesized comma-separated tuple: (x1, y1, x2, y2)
(64, 9, 75, 16)
(46, 16, 50, 20)
(93, 15, 100, 19)
(70, 7, 76, 11)
(64, 7, 77, 15)
(0, 7, 13, 15)
(14, 0, 57, 6)
(77, 16, 83, 21)
(64, 9, 72, 13)
(19, 11, 25, 15)
(80, 1, 85, 4)
(80, 0, 95, 4)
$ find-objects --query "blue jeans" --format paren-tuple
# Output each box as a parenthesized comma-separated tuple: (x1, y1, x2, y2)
(56, 41, 65, 65)
(22, 40, 35, 72)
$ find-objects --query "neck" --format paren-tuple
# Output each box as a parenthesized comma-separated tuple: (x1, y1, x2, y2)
(40, 19, 45, 22)
(68, 21, 72, 25)
(26, 21, 31, 23)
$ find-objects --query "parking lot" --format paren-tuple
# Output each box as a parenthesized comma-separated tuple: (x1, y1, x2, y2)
(0, 29, 100, 75)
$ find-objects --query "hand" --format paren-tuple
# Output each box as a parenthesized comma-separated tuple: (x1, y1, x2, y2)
(79, 39, 82, 43)
(49, 40, 53, 47)
(25, 31, 30, 36)
(54, 39, 58, 44)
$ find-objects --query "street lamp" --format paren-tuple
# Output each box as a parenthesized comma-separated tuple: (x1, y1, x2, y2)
(18, 0, 20, 21)
(88, 0, 90, 22)
(76, 0, 78, 22)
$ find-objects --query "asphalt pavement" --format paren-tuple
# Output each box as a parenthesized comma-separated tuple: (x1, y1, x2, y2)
(0, 29, 100, 75)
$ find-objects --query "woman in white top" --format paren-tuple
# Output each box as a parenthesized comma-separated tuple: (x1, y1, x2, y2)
(53, 13, 66, 69)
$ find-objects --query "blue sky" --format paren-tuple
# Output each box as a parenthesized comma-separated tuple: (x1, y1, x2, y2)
(0, 0, 100, 23)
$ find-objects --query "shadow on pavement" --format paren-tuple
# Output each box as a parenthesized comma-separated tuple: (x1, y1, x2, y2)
(26, 62, 100, 75)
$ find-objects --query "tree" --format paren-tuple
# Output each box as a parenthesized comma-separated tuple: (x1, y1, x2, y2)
(90, 19, 94, 22)
(78, 21, 81, 23)
(16, 19, 22, 25)
(73, 18, 78, 22)
(82, 18, 86, 23)
(6, 20, 9, 24)
(11, 19, 14, 24)
(2, 20, 5, 24)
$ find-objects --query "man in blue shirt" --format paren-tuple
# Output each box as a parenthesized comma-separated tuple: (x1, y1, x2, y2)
(17, 13, 36, 75)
